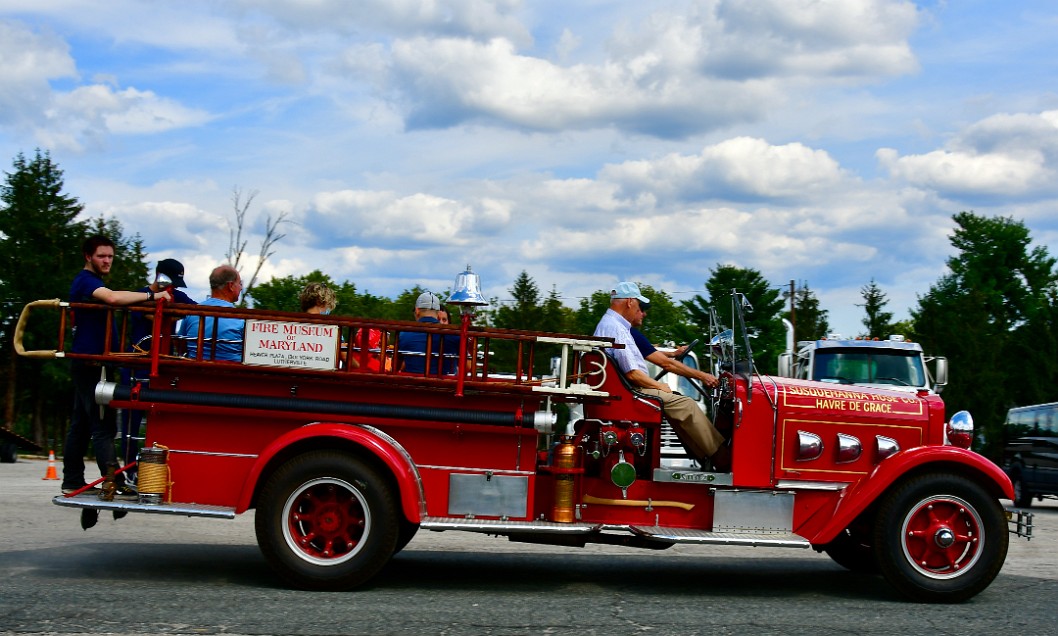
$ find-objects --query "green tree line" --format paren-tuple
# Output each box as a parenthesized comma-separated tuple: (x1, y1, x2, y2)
(3, 152, 1057, 459)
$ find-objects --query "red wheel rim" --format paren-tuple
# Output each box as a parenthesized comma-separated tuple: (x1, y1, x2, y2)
(900, 495, 983, 579)
(282, 478, 370, 565)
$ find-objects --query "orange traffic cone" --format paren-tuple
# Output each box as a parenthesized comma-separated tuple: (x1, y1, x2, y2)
(42, 450, 59, 480)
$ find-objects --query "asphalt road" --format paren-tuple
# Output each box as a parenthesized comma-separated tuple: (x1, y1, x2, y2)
(2, 456, 1055, 635)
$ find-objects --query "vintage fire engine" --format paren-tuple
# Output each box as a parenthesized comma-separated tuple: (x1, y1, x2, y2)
(15, 268, 1032, 603)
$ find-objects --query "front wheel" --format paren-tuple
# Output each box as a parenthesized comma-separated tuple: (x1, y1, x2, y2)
(255, 451, 399, 590)
(873, 473, 1008, 603)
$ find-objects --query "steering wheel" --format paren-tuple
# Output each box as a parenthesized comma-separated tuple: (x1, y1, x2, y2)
(654, 338, 700, 381)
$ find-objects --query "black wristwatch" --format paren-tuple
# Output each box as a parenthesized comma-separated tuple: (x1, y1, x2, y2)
(147, 289, 155, 301)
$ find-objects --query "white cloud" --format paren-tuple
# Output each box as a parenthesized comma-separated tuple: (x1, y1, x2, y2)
(305, 189, 512, 247)
(877, 110, 1058, 198)
(386, 1, 919, 138)
(602, 137, 847, 202)
(700, 0, 920, 78)
(391, 36, 773, 137)
(234, 0, 531, 44)
(83, 200, 225, 254)
(0, 20, 76, 128)
(36, 85, 213, 152)
(0, 19, 214, 151)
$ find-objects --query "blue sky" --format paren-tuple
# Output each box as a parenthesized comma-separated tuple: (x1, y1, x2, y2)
(2, 0, 1057, 339)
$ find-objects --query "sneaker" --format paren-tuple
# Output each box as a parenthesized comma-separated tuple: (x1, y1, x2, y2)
(113, 485, 138, 501)
(61, 485, 100, 496)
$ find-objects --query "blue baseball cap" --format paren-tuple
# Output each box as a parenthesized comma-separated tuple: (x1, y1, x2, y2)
(611, 281, 649, 304)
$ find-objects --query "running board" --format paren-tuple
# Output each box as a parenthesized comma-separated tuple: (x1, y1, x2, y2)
(53, 494, 236, 519)
(420, 516, 810, 548)
(630, 526, 810, 548)
(421, 516, 600, 534)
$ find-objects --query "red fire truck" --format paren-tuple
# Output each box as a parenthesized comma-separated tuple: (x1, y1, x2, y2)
(15, 275, 1032, 603)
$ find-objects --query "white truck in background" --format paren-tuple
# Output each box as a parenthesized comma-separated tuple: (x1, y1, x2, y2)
(777, 320, 948, 394)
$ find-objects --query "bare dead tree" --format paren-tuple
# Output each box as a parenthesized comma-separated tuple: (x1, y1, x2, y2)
(226, 187, 256, 271)
(226, 186, 289, 305)
(243, 210, 288, 302)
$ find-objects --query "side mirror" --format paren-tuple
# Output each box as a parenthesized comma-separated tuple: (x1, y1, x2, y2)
(933, 356, 948, 390)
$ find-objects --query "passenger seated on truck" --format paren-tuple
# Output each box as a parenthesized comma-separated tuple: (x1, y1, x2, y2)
(594, 282, 728, 471)
(398, 291, 460, 375)
(179, 265, 245, 362)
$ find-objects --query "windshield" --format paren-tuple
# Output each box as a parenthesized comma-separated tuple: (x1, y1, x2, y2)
(812, 349, 926, 387)
(676, 355, 702, 397)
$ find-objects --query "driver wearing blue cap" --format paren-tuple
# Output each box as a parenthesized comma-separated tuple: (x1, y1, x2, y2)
(594, 281, 728, 471)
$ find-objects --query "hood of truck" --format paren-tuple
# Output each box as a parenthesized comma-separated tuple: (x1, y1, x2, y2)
(747, 376, 945, 488)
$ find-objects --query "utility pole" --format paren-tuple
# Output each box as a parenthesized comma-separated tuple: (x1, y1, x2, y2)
(789, 279, 796, 344)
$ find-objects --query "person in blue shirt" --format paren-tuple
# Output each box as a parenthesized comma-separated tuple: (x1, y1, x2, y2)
(594, 282, 726, 471)
(630, 298, 715, 387)
(120, 259, 197, 482)
(127, 258, 197, 350)
(63, 235, 172, 496)
(179, 265, 245, 362)
(399, 291, 460, 374)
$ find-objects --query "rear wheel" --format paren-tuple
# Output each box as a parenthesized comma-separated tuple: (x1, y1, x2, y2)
(873, 473, 1008, 603)
(255, 451, 398, 590)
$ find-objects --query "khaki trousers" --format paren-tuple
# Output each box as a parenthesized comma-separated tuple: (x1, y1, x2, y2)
(640, 389, 725, 460)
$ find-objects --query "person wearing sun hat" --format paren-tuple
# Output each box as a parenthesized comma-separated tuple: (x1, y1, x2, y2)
(594, 281, 728, 470)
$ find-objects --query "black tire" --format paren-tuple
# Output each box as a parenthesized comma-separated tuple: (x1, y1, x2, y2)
(0, 442, 17, 463)
(255, 451, 399, 590)
(393, 518, 420, 555)
(872, 473, 1008, 603)
(823, 527, 879, 574)
(1011, 471, 1033, 508)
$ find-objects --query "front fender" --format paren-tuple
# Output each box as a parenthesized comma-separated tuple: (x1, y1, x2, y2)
(235, 422, 425, 524)
(809, 445, 1013, 545)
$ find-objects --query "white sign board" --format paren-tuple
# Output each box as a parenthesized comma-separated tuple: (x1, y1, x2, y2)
(244, 319, 340, 370)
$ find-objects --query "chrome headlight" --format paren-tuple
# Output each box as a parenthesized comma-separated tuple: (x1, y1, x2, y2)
(945, 410, 974, 449)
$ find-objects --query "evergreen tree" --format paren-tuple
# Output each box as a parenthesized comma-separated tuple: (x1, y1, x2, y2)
(572, 290, 613, 336)
(912, 212, 1058, 458)
(492, 271, 545, 373)
(493, 271, 543, 330)
(858, 279, 893, 338)
(635, 284, 695, 347)
(0, 150, 86, 445)
(784, 281, 830, 342)
(539, 285, 572, 335)
(684, 265, 785, 374)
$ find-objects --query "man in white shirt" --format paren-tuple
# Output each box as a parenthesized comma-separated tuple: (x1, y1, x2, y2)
(594, 281, 727, 470)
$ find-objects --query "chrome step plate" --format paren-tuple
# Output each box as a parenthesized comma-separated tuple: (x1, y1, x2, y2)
(421, 516, 600, 534)
(53, 494, 236, 519)
(630, 525, 810, 548)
